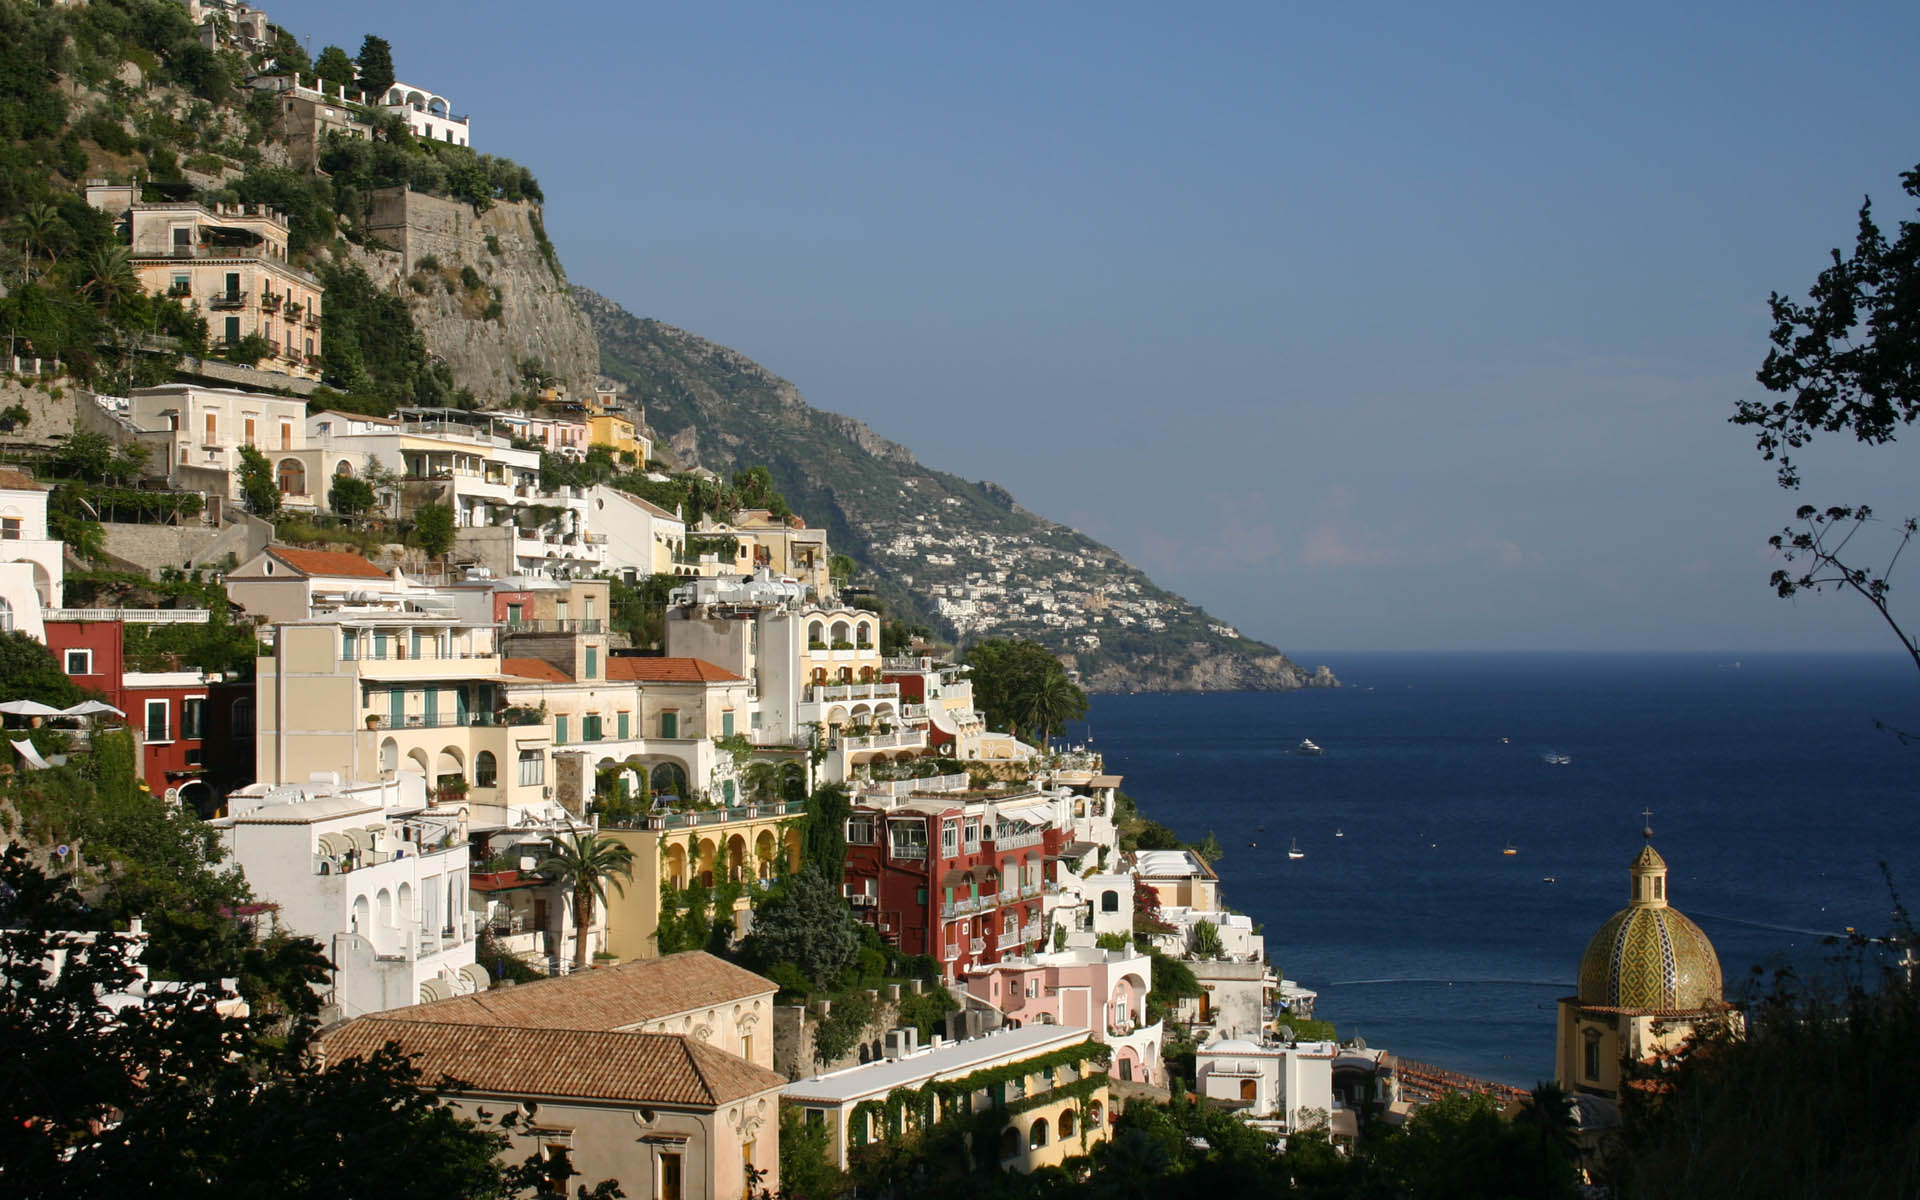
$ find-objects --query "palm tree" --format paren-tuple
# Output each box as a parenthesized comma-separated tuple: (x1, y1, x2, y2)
(1017, 667, 1086, 749)
(1517, 1081, 1579, 1165)
(80, 245, 137, 317)
(535, 830, 636, 970)
(11, 202, 63, 280)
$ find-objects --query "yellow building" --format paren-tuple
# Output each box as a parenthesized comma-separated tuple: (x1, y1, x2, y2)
(599, 803, 806, 960)
(586, 405, 652, 464)
(782, 1024, 1112, 1172)
(1555, 837, 1739, 1103)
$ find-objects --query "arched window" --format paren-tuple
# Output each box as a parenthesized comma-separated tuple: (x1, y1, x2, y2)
(335, 459, 354, 477)
(1000, 1126, 1021, 1160)
(474, 751, 497, 786)
(276, 458, 306, 496)
(1240, 1079, 1257, 1101)
(0, 595, 12, 632)
(651, 761, 688, 798)
(1058, 1108, 1076, 1137)
(1028, 1118, 1049, 1148)
(1087, 1100, 1104, 1127)
(856, 621, 872, 648)
(808, 621, 825, 646)
(1101, 890, 1120, 913)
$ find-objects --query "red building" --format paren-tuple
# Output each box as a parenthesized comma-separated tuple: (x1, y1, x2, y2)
(842, 789, 1063, 979)
(43, 619, 211, 807)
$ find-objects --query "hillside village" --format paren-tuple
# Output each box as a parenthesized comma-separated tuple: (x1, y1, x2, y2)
(0, 4, 1757, 1198)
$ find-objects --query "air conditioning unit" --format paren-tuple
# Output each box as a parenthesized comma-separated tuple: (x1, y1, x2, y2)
(884, 1027, 919, 1059)
(850, 894, 877, 908)
(542, 787, 553, 799)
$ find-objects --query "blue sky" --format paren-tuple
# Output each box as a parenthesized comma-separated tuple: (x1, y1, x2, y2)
(284, 1, 1920, 654)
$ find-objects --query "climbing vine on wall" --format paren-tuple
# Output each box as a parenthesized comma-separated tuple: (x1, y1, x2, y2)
(845, 1041, 1111, 1149)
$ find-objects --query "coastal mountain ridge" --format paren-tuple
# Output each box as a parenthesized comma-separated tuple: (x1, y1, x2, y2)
(572, 287, 1336, 693)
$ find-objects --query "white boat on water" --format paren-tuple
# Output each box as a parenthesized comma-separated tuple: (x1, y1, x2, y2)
(1297, 739, 1323, 756)
(1543, 752, 1571, 765)
(1287, 838, 1305, 860)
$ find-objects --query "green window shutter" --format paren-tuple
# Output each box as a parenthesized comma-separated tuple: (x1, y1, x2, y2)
(585, 647, 598, 679)
(618, 712, 630, 739)
(389, 688, 404, 725)
(662, 712, 677, 739)
(556, 715, 568, 745)
(722, 711, 735, 737)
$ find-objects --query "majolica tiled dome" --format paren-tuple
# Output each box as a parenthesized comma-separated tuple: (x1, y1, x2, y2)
(1576, 843, 1723, 1011)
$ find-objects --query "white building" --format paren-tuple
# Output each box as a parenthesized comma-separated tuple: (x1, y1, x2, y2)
(217, 772, 485, 1017)
(382, 81, 471, 146)
(587, 483, 687, 578)
(1196, 1037, 1336, 1138)
(0, 468, 62, 638)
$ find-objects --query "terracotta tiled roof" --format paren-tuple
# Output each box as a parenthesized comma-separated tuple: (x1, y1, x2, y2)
(268, 545, 390, 580)
(606, 657, 744, 684)
(501, 657, 571, 683)
(0, 467, 48, 491)
(320, 1020, 785, 1106)
(380, 952, 775, 1031)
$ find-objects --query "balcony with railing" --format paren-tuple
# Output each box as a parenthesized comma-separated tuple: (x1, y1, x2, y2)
(502, 618, 603, 634)
(989, 827, 1047, 851)
(836, 728, 927, 753)
(363, 710, 508, 731)
(208, 290, 246, 310)
(603, 799, 802, 831)
(969, 937, 986, 956)
(806, 682, 900, 703)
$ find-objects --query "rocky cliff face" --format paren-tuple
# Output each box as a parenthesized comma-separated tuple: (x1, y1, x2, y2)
(576, 288, 1338, 694)
(357, 189, 600, 403)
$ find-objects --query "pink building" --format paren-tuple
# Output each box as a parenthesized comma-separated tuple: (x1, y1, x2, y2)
(962, 946, 1164, 1086)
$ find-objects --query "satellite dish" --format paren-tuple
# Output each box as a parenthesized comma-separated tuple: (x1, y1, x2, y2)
(1277, 1025, 1296, 1044)
(1353, 1035, 1367, 1051)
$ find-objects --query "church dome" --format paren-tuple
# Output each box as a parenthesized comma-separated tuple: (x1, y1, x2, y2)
(1576, 842, 1723, 1011)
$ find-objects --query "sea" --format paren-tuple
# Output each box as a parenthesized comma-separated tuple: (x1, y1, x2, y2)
(1071, 651, 1920, 1088)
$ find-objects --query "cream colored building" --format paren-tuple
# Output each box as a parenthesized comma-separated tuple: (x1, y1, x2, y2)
(225, 544, 407, 623)
(783, 1024, 1112, 1173)
(124, 383, 327, 509)
(321, 954, 785, 1200)
(87, 185, 323, 380)
(1129, 849, 1223, 911)
(254, 617, 562, 829)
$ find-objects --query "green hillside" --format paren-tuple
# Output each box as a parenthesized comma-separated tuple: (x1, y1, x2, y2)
(577, 287, 1336, 693)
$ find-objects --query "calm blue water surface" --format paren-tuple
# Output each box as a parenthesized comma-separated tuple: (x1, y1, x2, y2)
(1074, 652, 1920, 1087)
